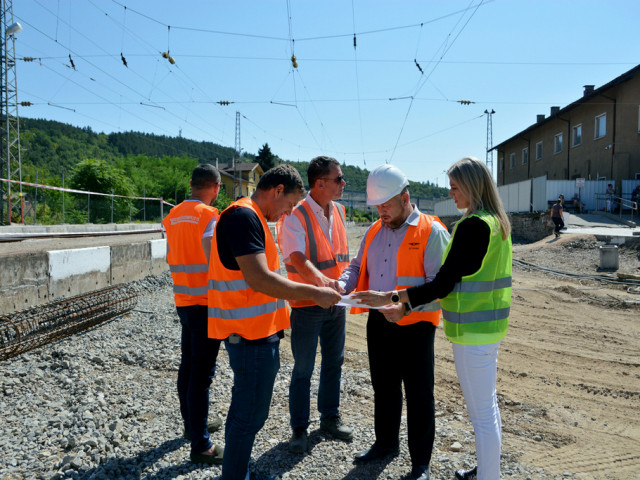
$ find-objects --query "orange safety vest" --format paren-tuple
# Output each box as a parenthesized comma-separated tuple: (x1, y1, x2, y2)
(162, 200, 218, 307)
(351, 213, 444, 326)
(207, 197, 290, 340)
(276, 199, 349, 308)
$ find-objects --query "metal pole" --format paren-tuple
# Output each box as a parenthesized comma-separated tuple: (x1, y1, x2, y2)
(62, 173, 65, 224)
(87, 193, 90, 223)
(143, 186, 146, 222)
(111, 189, 114, 223)
(34, 169, 37, 223)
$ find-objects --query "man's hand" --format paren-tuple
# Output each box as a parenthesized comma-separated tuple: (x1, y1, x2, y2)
(380, 303, 405, 323)
(315, 287, 342, 309)
(351, 290, 392, 308)
(316, 274, 345, 293)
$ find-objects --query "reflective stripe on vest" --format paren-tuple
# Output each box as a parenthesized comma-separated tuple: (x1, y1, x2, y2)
(442, 307, 511, 324)
(440, 211, 512, 345)
(277, 199, 349, 308)
(351, 213, 443, 326)
(451, 276, 512, 293)
(169, 263, 209, 273)
(208, 298, 288, 320)
(173, 285, 209, 296)
(162, 201, 218, 307)
(208, 197, 290, 340)
(209, 266, 281, 292)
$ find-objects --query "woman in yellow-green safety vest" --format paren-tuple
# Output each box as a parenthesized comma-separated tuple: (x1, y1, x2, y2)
(352, 157, 512, 480)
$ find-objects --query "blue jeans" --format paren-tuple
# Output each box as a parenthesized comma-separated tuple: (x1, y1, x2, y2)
(289, 305, 346, 430)
(176, 305, 221, 455)
(222, 339, 280, 480)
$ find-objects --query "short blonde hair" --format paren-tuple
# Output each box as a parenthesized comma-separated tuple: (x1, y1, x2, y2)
(447, 157, 511, 240)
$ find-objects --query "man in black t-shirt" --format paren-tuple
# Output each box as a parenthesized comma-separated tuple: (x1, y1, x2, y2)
(206, 165, 341, 480)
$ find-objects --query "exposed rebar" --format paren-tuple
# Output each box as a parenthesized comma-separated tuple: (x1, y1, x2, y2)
(0, 284, 138, 361)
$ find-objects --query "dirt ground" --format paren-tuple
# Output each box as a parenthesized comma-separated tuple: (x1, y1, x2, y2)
(285, 227, 640, 478)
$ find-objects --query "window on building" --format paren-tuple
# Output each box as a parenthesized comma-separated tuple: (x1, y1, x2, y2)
(535, 141, 543, 160)
(595, 113, 606, 139)
(572, 124, 582, 146)
(509, 153, 515, 169)
(500, 158, 504, 172)
(522, 147, 528, 165)
(554, 133, 563, 154)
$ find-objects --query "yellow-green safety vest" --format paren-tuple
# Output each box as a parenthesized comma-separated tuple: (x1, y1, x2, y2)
(441, 211, 512, 345)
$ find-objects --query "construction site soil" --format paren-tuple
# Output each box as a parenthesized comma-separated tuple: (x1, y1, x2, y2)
(340, 227, 640, 479)
(1, 226, 639, 479)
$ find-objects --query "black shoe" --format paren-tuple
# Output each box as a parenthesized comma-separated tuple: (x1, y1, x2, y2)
(353, 443, 400, 463)
(190, 444, 224, 464)
(410, 465, 430, 480)
(288, 427, 308, 454)
(455, 466, 477, 480)
(320, 415, 353, 441)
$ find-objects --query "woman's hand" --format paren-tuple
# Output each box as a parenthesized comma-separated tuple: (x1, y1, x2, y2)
(351, 290, 392, 307)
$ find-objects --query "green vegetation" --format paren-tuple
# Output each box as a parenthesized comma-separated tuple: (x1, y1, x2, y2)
(15, 117, 448, 225)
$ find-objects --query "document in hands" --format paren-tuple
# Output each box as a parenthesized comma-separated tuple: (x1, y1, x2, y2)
(336, 294, 381, 309)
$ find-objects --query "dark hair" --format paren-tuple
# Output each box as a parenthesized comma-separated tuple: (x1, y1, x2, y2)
(257, 164, 305, 195)
(307, 156, 340, 187)
(191, 164, 220, 189)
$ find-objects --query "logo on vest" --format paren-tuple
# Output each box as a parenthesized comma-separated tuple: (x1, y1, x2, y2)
(407, 242, 421, 250)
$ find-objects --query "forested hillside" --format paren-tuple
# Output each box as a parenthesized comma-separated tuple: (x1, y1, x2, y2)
(17, 117, 448, 212)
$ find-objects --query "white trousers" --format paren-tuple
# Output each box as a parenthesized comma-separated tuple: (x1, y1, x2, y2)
(452, 341, 502, 480)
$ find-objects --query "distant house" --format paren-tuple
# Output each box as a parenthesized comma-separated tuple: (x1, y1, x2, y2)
(217, 161, 264, 198)
(492, 64, 640, 188)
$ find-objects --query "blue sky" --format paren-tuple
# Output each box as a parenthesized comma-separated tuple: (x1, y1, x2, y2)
(11, 0, 640, 188)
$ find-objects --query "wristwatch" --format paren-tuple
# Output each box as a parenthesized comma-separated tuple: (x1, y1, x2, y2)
(390, 290, 400, 304)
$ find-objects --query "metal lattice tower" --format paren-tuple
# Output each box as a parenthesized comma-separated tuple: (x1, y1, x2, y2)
(484, 109, 495, 179)
(0, 0, 22, 225)
(233, 111, 241, 198)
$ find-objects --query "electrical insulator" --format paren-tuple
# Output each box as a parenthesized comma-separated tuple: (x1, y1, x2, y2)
(459, 100, 473, 105)
(291, 55, 298, 68)
(23, 56, 35, 62)
(218, 101, 231, 106)
(20, 101, 32, 107)
(169, 56, 175, 65)
(162, 52, 169, 59)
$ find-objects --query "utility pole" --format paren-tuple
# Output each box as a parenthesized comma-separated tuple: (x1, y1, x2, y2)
(1, 0, 22, 225)
(234, 111, 241, 198)
(484, 109, 495, 180)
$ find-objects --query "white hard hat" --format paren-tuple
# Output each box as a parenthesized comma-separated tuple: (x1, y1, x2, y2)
(366, 164, 409, 205)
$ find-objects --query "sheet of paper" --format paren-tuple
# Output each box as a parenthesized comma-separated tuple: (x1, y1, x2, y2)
(336, 294, 381, 309)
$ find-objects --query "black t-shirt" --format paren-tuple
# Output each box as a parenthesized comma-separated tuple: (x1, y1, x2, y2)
(215, 205, 283, 343)
(407, 215, 491, 307)
(216, 206, 265, 270)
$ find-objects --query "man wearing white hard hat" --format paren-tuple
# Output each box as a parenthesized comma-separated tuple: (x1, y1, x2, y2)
(339, 164, 450, 480)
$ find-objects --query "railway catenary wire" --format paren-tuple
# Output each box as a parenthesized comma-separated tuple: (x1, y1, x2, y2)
(0, 284, 138, 362)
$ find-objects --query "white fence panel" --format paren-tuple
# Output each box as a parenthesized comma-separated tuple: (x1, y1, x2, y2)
(498, 179, 531, 213)
(434, 198, 458, 217)
(546, 179, 608, 212)
(532, 176, 547, 212)
(622, 179, 640, 199)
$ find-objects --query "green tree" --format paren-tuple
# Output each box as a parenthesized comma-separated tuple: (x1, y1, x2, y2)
(256, 143, 278, 172)
(69, 158, 135, 223)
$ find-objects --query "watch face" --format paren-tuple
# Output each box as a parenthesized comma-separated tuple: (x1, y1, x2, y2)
(391, 293, 400, 303)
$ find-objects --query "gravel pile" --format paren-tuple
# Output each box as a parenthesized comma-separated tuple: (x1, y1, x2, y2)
(1, 273, 542, 480)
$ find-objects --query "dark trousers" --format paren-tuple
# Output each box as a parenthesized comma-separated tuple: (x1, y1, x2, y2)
(552, 216, 564, 234)
(177, 305, 221, 455)
(366, 310, 436, 467)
